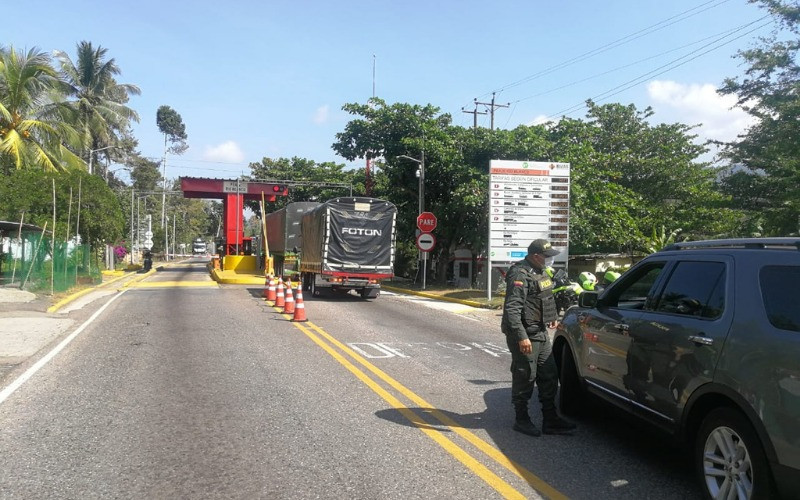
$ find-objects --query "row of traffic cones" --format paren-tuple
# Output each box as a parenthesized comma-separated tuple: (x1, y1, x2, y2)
(263, 275, 307, 322)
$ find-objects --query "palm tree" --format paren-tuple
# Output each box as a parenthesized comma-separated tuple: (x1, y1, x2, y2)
(54, 41, 141, 168)
(0, 46, 84, 173)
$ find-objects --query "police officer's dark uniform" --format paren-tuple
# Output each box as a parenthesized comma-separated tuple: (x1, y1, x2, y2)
(501, 239, 577, 436)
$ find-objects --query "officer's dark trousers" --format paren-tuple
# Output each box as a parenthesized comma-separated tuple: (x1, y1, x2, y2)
(506, 334, 558, 412)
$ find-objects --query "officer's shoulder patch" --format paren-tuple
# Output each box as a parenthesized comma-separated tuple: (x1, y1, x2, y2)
(513, 280, 524, 287)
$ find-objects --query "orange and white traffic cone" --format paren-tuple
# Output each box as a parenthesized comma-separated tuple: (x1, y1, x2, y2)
(266, 277, 277, 303)
(275, 279, 285, 308)
(292, 286, 308, 322)
(283, 284, 296, 315)
(264, 275, 272, 300)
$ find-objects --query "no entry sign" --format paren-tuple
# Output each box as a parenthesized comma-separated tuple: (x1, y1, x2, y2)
(416, 232, 436, 252)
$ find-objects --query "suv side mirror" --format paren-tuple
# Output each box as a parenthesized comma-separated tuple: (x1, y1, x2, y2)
(579, 291, 599, 308)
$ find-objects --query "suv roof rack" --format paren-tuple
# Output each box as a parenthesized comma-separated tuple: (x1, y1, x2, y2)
(662, 238, 800, 251)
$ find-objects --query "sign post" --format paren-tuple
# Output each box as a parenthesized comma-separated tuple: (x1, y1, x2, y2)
(487, 160, 571, 300)
(416, 212, 437, 290)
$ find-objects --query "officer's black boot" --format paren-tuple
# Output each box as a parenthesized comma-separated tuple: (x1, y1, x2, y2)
(512, 407, 541, 437)
(542, 409, 577, 435)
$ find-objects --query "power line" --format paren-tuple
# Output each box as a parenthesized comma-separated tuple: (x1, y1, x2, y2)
(508, 20, 764, 106)
(466, 0, 732, 109)
(547, 17, 773, 120)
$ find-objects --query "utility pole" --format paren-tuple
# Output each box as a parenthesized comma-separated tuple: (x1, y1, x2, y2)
(475, 92, 509, 130)
(462, 99, 487, 130)
(130, 188, 134, 265)
(161, 134, 167, 228)
(365, 55, 377, 196)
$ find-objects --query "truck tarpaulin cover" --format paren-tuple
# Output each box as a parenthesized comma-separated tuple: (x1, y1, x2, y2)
(266, 202, 320, 253)
(302, 197, 396, 272)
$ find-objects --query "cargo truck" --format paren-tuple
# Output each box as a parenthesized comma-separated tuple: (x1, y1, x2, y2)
(265, 202, 320, 278)
(299, 197, 396, 299)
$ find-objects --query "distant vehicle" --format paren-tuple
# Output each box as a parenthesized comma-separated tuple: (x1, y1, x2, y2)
(192, 238, 207, 255)
(554, 238, 800, 499)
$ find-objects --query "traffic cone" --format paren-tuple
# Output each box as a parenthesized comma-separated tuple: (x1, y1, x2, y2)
(292, 286, 308, 322)
(266, 277, 277, 302)
(283, 284, 296, 315)
(262, 275, 271, 299)
(275, 279, 285, 308)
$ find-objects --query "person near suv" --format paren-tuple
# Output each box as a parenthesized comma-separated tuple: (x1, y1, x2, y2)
(501, 238, 577, 437)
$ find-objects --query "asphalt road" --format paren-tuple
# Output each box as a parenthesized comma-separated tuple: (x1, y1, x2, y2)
(0, 259, 700, 499)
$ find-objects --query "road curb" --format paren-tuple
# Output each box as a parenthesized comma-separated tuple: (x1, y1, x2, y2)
(381, 285, 492, 309)
(47, 271, 137, 313)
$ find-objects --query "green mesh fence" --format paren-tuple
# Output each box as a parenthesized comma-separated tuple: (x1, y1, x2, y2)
(0, 232, 101, 293)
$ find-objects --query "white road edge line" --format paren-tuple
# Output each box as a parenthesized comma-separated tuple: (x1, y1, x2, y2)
(0, 289, 127, 406)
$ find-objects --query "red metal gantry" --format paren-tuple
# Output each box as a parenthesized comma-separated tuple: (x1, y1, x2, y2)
(179, 177, 288, 256)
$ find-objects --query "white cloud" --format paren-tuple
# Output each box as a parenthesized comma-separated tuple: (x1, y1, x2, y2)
(526, 114, 551, 126)
(202, 141, 245, 163)
(646, 80, 757, 144)
(313, 105, 330, 125)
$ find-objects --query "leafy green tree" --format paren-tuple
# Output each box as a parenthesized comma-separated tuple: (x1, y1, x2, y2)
(0, 168, 124, 247)
(54, 41, 141, 170)
(718, 0, 800, 235)
(332, 97, 742, 280)
(156, 105, 188, 154)
(545, 116, 643, 254)
(334, 99, 462, 281)
(643, 225, 683, 253)
(129, 154, 162, 192)
(0, 46, 84, 174)
(156, 105, 188, 229)
(581, 101, 733, 242)
(248, 156, 354, 213)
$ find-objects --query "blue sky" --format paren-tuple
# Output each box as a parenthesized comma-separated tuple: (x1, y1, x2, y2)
(6, 0, 769, 181)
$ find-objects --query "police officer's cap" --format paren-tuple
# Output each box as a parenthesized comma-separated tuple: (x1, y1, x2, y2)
(528, 239, 560, 257)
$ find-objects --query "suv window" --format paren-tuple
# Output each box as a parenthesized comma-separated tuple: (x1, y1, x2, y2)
(760, 265, 800, 332)
(654, 261, 725, 318)
(607, 262, 665, 309)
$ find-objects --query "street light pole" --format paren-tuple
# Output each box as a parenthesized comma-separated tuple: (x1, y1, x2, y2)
(88, 145, 117, 175)
(398, 153, 427, 289)
(397, 155, 424, 215)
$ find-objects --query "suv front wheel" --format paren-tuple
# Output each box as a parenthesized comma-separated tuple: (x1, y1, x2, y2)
(695, 407, 775, 500)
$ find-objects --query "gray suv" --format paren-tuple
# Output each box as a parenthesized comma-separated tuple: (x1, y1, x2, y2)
(554, 238, 799, 499)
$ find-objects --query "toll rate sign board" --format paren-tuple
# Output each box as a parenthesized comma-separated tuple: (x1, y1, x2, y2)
(488, 160, 570, 269)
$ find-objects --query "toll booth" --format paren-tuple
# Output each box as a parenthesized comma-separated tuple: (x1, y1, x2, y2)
(179, 177, 288, 271)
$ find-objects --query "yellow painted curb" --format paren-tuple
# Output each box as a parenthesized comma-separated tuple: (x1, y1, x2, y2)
(381, 285, 491, 309)
(211, 268, 267, 285)
(47, 271, 137, 313)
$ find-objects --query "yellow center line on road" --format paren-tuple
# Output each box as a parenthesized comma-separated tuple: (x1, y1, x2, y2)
(272, 305, 567, 500)
(125, 281, 218, 288)
(280, 313, 527, 500)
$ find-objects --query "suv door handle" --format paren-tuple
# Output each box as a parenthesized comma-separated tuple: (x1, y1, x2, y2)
(614, 323, 629, 332)
(688, 335, 714, 346)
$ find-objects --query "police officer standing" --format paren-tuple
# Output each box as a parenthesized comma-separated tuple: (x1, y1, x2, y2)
(502, 239, 577, 436)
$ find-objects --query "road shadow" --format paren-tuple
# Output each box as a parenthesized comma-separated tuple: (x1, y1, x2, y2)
(374, 387, 698, 499)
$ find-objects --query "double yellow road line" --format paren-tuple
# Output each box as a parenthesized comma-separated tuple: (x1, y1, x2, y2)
(273, 307, 567, 500)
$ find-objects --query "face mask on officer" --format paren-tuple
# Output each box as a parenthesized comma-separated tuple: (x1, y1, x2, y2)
(545, 257, 555, 267)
